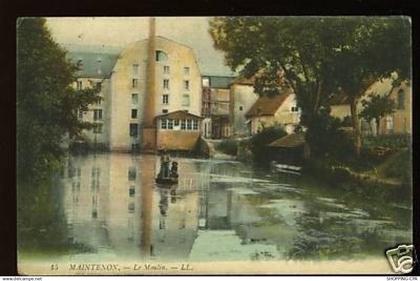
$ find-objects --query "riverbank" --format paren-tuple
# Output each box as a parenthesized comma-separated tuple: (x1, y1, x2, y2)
(210, 136, 411, 200)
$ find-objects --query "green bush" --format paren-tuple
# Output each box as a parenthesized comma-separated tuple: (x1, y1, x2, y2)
(305, 108, 354, 162)
(216, 139, 239, 156)
(363, 134, 411, 150)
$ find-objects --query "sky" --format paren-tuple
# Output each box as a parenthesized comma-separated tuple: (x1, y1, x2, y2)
(46, 17, 236, 76)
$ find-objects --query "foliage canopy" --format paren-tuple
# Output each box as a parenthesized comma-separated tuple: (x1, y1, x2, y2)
(209, 16, 411, 156)
(17, 18, 100, 182)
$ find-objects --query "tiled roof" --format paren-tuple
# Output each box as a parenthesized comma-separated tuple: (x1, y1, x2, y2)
(65, 51, 120, 79)
(245, 90, 292, 118)
(155, 110, 203, 120)
(268, 133, 306, 148)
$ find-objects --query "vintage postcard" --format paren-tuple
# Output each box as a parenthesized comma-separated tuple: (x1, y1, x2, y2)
(16, 16, 414, 275)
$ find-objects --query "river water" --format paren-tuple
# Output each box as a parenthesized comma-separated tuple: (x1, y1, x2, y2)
(17, 153, 412, 273)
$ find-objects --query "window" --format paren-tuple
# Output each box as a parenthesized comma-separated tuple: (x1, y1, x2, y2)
(162, 109, 168, 114)
(184, 67, 190, 75)
(132, 79, 138, 88)
(291, 106, 299, 112)
(239, 106, 243, 111)
(181, 119, 186, 130)
(187, 119, 192, 130)
(129, 186, 135, 197)
(162, 94, 169, 105)
(132, 64, 139, 75)
(131, 109, 138, 119)
(156, 51, 168, 62)
(174, 119, 179, 126)
(183, 80, 190, 91)
(93, 124, 103, 134)
(168, 119, 173, 129)
(78, 110, 83, 119)
(129, 123, 138, 137)
(93, 109, 103, 121)
(163, 79, 169, 90)
(132, 93, 138, 104)
(128, 202, 135, 213)
(193, 119, 198, 130)
(182, 94, 190, 106)
(161, 119, 167, 129)
(77, 80, 83, 90)
(128, 167, 136, 181)
(96, 97, 102, 105)
(202, 78, 210, 87)
(398, 89, 405, 110)
(163, 65, 170, 74)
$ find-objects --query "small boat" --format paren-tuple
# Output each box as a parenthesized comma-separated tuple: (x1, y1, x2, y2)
(271, 162, 302, 175)
(156, 157, 179, 186)
(155, 177, 178, 185)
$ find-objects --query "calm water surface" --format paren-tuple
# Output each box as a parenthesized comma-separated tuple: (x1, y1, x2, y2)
(18, 153, 412, 264)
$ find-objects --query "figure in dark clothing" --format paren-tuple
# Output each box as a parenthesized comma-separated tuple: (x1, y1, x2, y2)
(170, 161, 178, 178)
(159, 150, 170, 178)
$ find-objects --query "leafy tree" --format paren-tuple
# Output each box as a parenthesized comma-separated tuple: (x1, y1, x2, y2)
(209, 16, 411, 157)
(359, 93, 396, 135)
(329, 17, 410, 155)
(210, 17, 343, 119)
(17, 18, 100, 183)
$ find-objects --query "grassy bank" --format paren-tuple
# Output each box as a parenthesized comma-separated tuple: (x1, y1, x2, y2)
(301, 148, 411, 203)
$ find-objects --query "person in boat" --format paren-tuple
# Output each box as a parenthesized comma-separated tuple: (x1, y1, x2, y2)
(159, 149, 171, 179)
(170, 161, 178, 179)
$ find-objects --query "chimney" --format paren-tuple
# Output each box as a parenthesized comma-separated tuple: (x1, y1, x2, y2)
(141, 17, 157, 151)
(144, 17, 156, 127)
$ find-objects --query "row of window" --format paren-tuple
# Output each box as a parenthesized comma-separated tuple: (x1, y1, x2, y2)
(130, 93, 190, 106)
(161, 94, 190, 106)
(132, 63, 190, 76)
(76, 81, 102, 91)
(79, 109, 103, 120)
(160, 119, 199, 130)
(92, 118, 201, 136)
(131, 78, 190, 91)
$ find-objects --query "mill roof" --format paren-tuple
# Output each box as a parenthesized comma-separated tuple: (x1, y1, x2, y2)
(155, 110, 203, 120)
(268, 133, 306, 148)
(245, 90, 292, 118)
(65, 49, 120, 79)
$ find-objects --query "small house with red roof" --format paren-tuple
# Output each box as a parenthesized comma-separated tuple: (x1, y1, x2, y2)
(245, 88, 301, 135)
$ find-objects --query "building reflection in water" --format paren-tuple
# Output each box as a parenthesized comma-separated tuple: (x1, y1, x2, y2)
(62, 154, 308, 262)
(61, 154, 401, 262)
(62, 154, 204, 261)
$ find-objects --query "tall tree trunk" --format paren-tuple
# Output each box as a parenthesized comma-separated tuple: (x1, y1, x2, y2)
(350, 98, 362, 156)
(313, 80, 323, 115)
